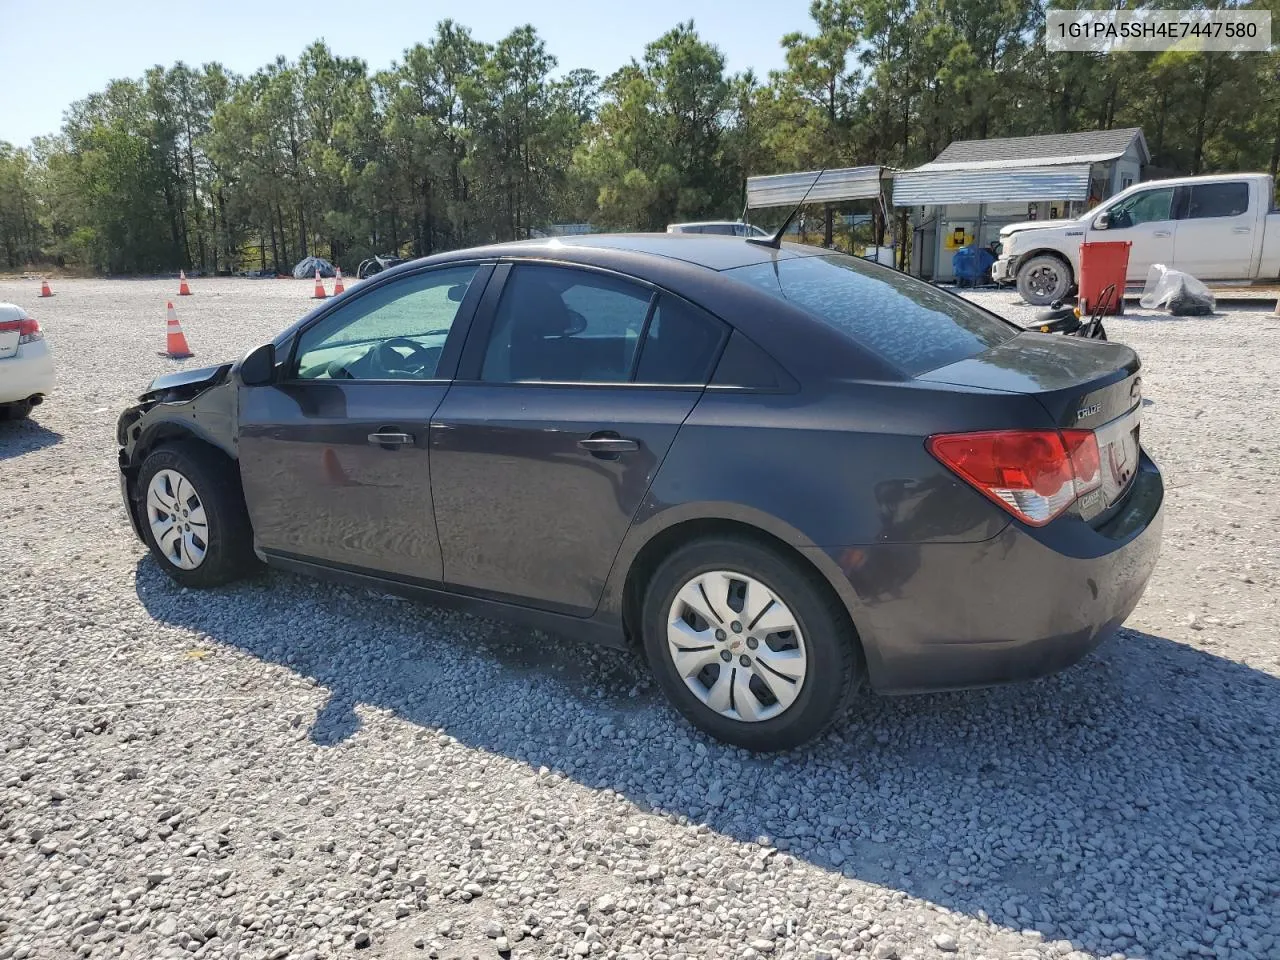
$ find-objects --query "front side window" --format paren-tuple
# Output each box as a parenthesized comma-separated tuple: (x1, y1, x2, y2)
(1185, 182, 1249, 219)
(727, 253, 1017, 376)
(294, 266, 479, 380)
(1109, 188, 1174, 228)
(481, 265, 654, 383)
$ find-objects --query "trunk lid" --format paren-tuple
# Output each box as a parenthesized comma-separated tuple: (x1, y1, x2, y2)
(919, 332, 1143, 520)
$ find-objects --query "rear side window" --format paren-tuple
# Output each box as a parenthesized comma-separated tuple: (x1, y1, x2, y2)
(480, 264, 651, 383)
(726, 254, 1017, 375)
(1185, 182, 1249, 219)
(634, 296, 726, 384)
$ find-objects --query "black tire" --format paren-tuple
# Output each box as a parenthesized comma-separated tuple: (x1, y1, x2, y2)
(641, 536, 860, 751)
(136, 441, 262, 588)
(1, 399, 33, 421)
(1016, 254, 1073, 306)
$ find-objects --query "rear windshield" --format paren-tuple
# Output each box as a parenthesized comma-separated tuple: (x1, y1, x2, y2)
(726, 254, 1018, 375)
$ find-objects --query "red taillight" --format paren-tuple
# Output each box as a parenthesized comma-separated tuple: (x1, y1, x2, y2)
(0, 317, 42, 343)
(927, 429, 1102, 526)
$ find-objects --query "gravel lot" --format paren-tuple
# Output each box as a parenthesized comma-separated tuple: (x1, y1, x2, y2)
(1, 277, 1278, 960)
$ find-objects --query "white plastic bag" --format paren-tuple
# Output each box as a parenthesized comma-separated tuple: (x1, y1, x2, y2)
(1139, 264, 1216, 315)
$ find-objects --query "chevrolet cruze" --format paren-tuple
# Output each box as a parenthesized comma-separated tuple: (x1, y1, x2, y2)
(116, 235, 1162, 750)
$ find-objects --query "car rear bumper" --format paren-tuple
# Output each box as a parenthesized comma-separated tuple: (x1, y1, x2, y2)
(807, 452, 1163, 694)
(0, 340, 55, 404)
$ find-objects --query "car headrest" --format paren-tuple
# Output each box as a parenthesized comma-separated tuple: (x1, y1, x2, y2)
(511, 280, 576, 338)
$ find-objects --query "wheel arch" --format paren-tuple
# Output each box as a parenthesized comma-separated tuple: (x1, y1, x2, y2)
(1016, 248, 1076, 282)
(611, 507, 868, 674)
(126, 416, 234, 471)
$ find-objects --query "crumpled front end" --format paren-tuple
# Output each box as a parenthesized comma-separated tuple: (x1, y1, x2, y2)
(116, 362, 237, 543)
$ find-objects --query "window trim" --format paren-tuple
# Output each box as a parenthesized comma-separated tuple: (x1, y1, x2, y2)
(453, 258, 730, 389)
(279, 260, 496, 387)
(625, 296, 660, 382)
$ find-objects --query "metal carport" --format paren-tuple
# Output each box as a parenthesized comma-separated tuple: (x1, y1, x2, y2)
(746, 166, 885, 208)
(891, 164, 1093, 206)
(744, 166, 890, 258)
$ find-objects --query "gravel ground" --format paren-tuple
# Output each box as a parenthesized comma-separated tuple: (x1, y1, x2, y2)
(1, 277, 1278, 960)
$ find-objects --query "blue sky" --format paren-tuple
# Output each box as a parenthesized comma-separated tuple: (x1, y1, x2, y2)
(0, 0, 813, 145)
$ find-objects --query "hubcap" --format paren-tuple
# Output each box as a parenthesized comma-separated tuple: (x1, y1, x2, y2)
(666, 571, 808, 723)
(145, 469, 208, 570)
(1028, 265, 1059, 297)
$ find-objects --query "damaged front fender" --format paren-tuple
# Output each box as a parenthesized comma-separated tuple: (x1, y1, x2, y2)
(116, 366, 241, 541)
(138, 362, 233, 403)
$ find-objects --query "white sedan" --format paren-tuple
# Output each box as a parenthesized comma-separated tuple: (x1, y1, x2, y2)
(0, 302, 54, 420)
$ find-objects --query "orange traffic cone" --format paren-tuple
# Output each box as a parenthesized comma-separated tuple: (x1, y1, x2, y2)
(178, 270, 192, 296)
(333, 268, 345, 295)
(39, 279, 53, 297)
(161, 302, 193, 359)
(312, 269, 327, 299)
(321, 447, 356, 486)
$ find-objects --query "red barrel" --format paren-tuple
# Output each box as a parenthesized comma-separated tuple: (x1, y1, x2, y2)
(1077, 241, 1131, 315)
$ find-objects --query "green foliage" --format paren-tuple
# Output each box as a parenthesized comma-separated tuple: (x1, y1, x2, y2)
(2, 3, 1277, 273)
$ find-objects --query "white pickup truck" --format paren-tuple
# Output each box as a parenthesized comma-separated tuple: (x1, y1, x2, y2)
(992, 173, 1280, 305)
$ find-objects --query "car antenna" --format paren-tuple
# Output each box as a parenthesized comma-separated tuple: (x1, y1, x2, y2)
(747, 167, 827, 249)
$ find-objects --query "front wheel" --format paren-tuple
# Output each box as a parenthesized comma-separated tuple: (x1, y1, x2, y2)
(1016, 255, 1073, 306)
(641, 536, 860, 751)
(137, 441, 262, 588)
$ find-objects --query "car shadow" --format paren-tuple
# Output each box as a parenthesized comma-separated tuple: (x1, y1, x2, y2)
(134, 558, 1280, 959)
(0, 417, 63, 460)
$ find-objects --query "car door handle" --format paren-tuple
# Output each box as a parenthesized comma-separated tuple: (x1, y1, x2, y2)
(578, 434, 639, 455)
(367, 430, 414, 448)
(1152, 230, 1171, 238)
(1232, 226, 1251, 234)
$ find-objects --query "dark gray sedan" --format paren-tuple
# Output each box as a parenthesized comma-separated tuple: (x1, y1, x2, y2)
(116, 235, 1162, 750)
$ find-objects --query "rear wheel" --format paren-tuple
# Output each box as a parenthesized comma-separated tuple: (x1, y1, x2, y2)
(641, 536, 859, 751)
(137, 441, 261, 588)
(1016, 255, 1073, 306)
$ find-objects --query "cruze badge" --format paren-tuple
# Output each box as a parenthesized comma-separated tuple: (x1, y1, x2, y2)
(1077, 403, 1102, 419)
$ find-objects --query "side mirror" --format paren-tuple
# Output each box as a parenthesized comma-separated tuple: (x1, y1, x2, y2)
(1093, 211, 1110, 230)
(239, 342, 276, 387)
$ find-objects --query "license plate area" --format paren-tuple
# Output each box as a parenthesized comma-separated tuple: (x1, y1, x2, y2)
(1078, 404, 1141, 521)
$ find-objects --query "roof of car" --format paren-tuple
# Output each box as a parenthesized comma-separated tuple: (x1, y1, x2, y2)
(424, 233, 825, 272)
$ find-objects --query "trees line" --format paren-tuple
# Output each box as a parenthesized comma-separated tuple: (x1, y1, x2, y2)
(1, 1, 1277, 275)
